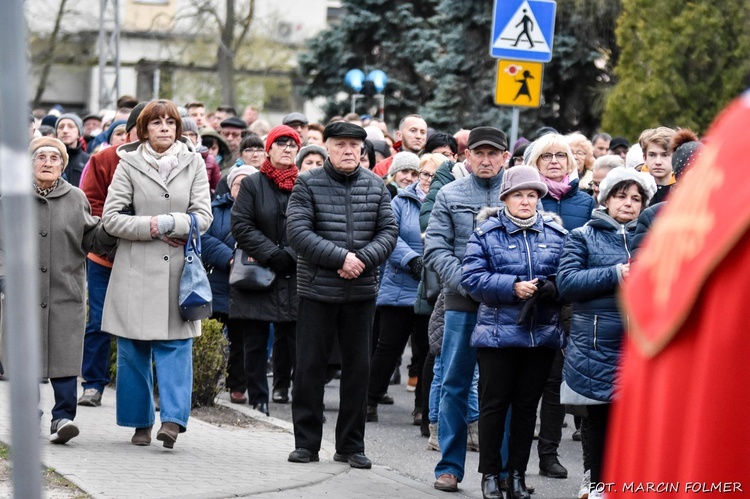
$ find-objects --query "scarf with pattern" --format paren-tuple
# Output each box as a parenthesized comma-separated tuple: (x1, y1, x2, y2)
(260, 158, 298, 191)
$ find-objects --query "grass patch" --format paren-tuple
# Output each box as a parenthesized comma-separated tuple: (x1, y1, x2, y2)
(0, 442, 9, 460)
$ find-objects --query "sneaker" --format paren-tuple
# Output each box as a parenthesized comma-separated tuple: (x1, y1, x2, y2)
(77, 388, 102, 407)
(578, 469, 591, 499)
(406, 376, 417, 392)
(333, 452, 372, 469)
(49, 419, 79, 444)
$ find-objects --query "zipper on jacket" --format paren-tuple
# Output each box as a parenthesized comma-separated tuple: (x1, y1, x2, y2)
(344, 179, 353, 300)
(593, 315, 599, 351)
(522, 230, 535, 346)
(620, 225, 631, 262)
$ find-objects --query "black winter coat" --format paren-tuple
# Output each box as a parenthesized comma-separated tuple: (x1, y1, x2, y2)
(64, 146, 90, 188)
(286, 161, 398, 303)
(230, 171, 297, 322)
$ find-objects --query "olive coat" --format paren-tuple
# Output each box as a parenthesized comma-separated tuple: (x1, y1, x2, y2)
(1, 180, 116, 378)
(101, 140, 212, 341)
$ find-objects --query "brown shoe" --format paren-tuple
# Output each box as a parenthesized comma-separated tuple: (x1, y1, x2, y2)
(156, 422, 180, 449)
(131, 426, 152, 446)
(434, 473, 459, 492)
(230, 391, 248, 404)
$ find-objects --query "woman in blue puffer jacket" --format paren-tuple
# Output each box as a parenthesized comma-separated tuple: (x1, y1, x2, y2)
(462, 166, 567, 499)
(557, 168, 655, 496)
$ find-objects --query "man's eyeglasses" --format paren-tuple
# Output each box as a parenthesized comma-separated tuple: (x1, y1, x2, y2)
(274, 140, 299, 152)
(539, 152, 568, 162)
(243, 147, 264, 154)
(221, 130, 243, 139)
(419, 171, 435, 181)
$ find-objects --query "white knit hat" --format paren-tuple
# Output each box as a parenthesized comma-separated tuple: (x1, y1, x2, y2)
(625, 143, 644, 170)
(598, 168, 657, 204)
(389, 151, 420, 176)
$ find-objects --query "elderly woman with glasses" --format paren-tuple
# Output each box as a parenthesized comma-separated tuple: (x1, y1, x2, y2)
(566, 133, 595, 192)
(527, 132, 596, 481)
(0, 138, 117, 444)
(366, 151, 439, 426)
(228, 125, 302, 415)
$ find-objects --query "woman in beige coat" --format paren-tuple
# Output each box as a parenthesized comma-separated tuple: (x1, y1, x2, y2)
(1, 137, 116, 444)
(102, 100, 212, 449)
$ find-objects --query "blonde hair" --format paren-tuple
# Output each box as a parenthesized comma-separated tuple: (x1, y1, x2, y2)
(638, 126, 676, 156)
(565, 132, 594, 172)
(419, 153, 448, 171)
(527, 133, 577, 175)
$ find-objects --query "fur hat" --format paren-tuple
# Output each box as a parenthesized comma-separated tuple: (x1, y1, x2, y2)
(389, 151, 420, 176)
(295, 145, 328, 169)
(55, 113, 83, 137)
(598, 167, 657, 204)
(265, 125, 301, 154)
(227, 165, 259, 191)
(499, 165, 548, 200)
(29, 137, 69, 168)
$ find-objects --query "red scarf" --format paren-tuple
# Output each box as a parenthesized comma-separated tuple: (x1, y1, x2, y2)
(260, 158, 298, 191)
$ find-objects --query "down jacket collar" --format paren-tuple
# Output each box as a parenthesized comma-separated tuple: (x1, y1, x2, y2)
(477, 206, 566, 234)
(587, 207, 638, 233)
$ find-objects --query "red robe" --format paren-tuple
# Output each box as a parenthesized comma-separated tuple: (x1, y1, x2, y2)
(604, 93, 750, 495)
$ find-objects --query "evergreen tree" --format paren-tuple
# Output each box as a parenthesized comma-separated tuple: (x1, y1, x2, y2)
(297, 0, 439, 127)
(602, 0, 750, 139)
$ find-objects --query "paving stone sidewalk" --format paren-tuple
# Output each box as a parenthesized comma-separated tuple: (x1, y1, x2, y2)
(0, 381, 464, 498)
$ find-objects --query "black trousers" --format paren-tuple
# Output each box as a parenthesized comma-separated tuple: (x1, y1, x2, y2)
(538, 348, 565, 457)
(50, 376, 78, 422)
(477, 347, 555, 475)
(585, 403, 611, 485)
(272, 319, 297, 392)
(227, 319, 295, 405)
(292, 298, 375, 453)
(421, 351, 435, 434)
(367, 306, 428, 409)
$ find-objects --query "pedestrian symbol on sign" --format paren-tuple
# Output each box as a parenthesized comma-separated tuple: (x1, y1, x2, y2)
(513, 9, 535, 48)
(490, 0, 556, 62)
(493, 1, 550, 53)
(495, 60, 543, 108)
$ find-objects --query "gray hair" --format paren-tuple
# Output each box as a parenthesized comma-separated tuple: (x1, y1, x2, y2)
(592, 155, 624, 172)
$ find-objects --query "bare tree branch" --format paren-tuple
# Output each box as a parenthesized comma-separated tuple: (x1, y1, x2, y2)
(33, 0, 69, 107)
(231, 0, 255, 54)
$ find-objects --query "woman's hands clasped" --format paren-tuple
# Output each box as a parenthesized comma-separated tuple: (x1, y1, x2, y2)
(514, 278, 539, 300)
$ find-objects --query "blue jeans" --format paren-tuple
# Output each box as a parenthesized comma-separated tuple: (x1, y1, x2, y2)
(81, 259, 112, 393)
(116, 338, 193, 430)
(429, 354, 480, 424)
(50, 376, 77, 422)
(435, 310, 477, 481)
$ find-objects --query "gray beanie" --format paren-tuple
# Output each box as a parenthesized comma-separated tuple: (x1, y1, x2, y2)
(499, 165, 548, 200)
(389, 151, 420, 176)
(227, 165, 259, 191)
(181, 117, 199, 135)
(55, 113, 83, 137)
(295, 145, 328, 169)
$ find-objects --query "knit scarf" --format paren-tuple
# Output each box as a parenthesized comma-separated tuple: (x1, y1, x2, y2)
(542, 174, 572, 200)
(34, 178, 59, 197)
(260, 159, 298, 191)
(141, 141, 180, 181)
(504, 207, 538, 230)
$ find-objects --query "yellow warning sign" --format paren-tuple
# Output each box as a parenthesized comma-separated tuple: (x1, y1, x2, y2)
(494, 59, 543, 108)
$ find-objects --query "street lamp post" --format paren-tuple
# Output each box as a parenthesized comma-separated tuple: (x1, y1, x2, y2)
(344, 69, 388, 121)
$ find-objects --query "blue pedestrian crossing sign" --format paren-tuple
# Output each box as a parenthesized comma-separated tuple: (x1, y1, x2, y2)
(490, 0, 557, 62)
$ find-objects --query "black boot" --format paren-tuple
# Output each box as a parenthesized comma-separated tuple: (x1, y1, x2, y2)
(507, 470, 530, 499)
(481, 474, 504, 499)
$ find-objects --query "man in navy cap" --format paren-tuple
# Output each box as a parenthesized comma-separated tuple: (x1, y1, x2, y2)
(286, 122, 398, 469)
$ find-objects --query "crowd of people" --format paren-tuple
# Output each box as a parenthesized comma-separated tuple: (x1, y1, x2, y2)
(1, 94, 708, 499)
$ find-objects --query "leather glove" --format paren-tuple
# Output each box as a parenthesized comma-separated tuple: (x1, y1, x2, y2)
(516, 277, 557, 325)
(266, 250, 295, 275)
(408, 256, 423, 281)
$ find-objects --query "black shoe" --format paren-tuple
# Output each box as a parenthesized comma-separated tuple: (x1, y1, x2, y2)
(379, 394, 394, 405)
(253, 402, 270, 416)
(272, 388, 289, 404)
(366, 404, 378, 422)
(482, 474, 504, 499)
(572, 429, 581, 441)
(389, 369, 401, 385)
(288, 448, 319, 463)
(333, 452, 372, 469)
(411, 409, 422, 426)
(539, 455, 568, 479)
(507, 471, 530, 499)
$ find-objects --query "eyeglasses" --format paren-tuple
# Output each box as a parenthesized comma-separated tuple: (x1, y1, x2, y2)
(243, 147, 264, 154)
(572, 150, 587, 157)
(33, 155, 62, 165)
(419, 171, 435, 181)
(221, 130, 243, 139)
(184, 131, 198, 138)
(274, 141, 299, 151)
(539, 152, 568, 162)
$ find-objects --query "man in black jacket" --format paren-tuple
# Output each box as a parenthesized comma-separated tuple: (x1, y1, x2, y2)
(55, 113, 90, 187)
(286, 122, 398, 469)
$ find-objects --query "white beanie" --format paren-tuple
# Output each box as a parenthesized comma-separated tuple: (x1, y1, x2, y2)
(625, 143, 644, 170)
(598, 167, 657, 204)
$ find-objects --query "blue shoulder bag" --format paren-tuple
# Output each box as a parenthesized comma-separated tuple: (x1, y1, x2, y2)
(179, 213, 213, 321)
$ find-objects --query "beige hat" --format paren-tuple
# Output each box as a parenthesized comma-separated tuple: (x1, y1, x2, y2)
(29, 137, 68, 168)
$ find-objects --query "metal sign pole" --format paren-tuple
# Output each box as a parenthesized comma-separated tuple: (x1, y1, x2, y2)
(0, 1, 43, 498)
(510, 107, 520, 153)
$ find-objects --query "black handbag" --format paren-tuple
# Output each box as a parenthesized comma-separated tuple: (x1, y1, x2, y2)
(229, 247, 277, 290)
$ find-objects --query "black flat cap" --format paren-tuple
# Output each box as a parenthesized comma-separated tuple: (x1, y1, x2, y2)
(323, 122, 367, 141)
(126, 102, 147, 133)
(220, 117, 247, 129)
